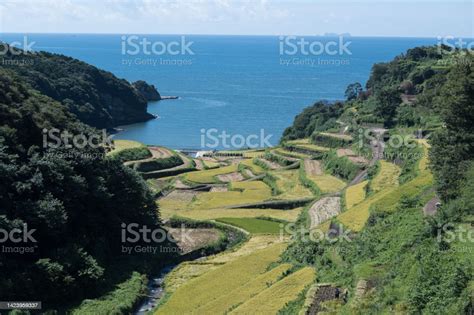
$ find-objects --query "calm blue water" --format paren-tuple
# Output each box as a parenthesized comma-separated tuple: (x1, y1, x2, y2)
(0, 34, 438, 149)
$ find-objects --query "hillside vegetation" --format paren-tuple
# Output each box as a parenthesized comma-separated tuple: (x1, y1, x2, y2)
(0, 44, 154, 128)
(280, 46, 473, 314)
(0, 67, 174, 308)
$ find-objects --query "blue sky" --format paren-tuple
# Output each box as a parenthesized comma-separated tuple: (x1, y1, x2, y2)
(0, 0, 472, 37)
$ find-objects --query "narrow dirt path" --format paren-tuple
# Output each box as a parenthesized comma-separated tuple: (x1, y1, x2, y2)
(349, 128, 386, 186)
(309, 197, 341, 229)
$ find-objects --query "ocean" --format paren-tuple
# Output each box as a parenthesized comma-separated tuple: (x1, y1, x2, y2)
(0, 33, 438, 149)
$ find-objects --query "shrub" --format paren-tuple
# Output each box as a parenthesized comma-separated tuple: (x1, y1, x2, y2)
(263, 172, 283, 195)
(132, 155, 183, 172)
(322, 151, 363, 181)
(264, 152, 293, 166)
(298, 164, 321, 197)
(109, 146, 152, 163)
(311, 132, 352, 148)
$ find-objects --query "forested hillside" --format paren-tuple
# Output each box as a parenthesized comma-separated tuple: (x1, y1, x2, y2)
(0, 66, 173, 309)
(0, 44, 155, 128)
(281, 46, 473, 313)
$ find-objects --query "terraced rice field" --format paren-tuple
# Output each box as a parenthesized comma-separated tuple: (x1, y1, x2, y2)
(337, 186, 396, 231)
(345, 180, 368, 209)
(273, 148, 311, 159)
(173, 179, 190, 189)
(287, 138, 311, 145)
(270, 150, 299, 162)
(308, 174, 346, 194)
(147, 144, 358, 314)
(309, 197, 341, 229)
(201, 159, 220, 169)
(209, 185, 228, 192)
(304, 159, 323, 176)
(273, 169, 313, 199)
(189, 181, 272, 209)
(185, 164, 238, 183)
(216, 172, 244, 182)
(175, 207, 302, 222)
(371, 161, 401, 192)
(193, 159, 204, 170)
(417, 139, 430, 171)
(243, 169, 255, 178)
(196, 264, 293, 314)
(229, 267, 316, 314)
(216, 217, 285, 234)
(108, 139, 144, 154)
(158, 190, 200, 218)
(338, 149, 431, 231)
(166, 227, 222, 254)
(239, 158, 265, 174)
(149, 146, 173, 158)
(162, 236, 286, 293)
(319, 132, 353, 141)
(155, 242, 287, 314)
(242, 150, 266, 158)
(372, 141, 430, 217)
(255, 158, 281, 170)
(146, 178, 173, 193)
(293, 143, 330, 153)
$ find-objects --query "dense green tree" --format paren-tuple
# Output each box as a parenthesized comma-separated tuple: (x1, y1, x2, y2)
(0, 44, 154, 128)
(374, 86, 401, 127)
(344, 82, 363, 101)
(0, 68, 171, 305)
(430, 56, 474, 200)
(280, 46, 473, 314)
(281, 101, 343, 141)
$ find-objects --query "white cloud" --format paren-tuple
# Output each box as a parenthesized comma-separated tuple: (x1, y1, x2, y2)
(0, 0, 471, 37)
